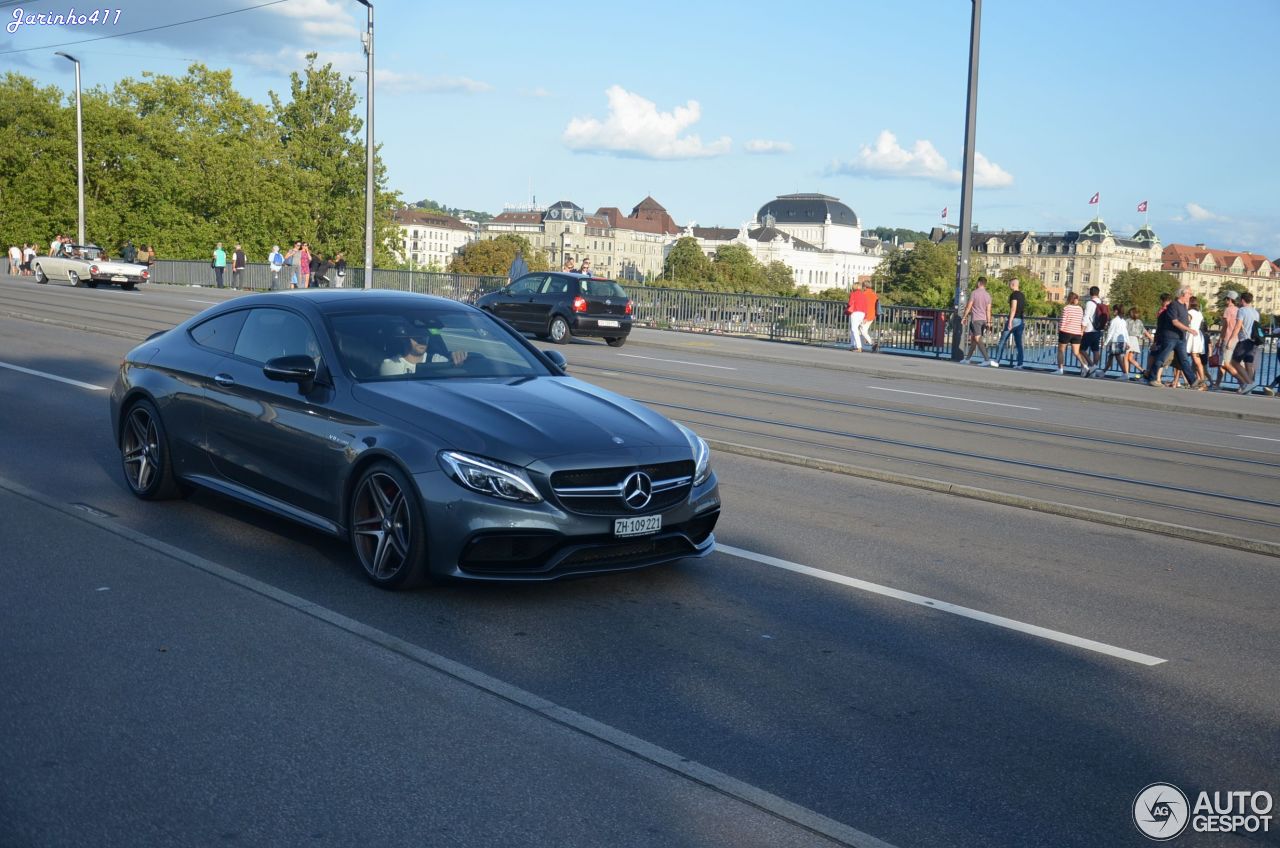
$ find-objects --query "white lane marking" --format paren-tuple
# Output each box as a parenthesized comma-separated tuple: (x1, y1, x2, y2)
(716, 544, 1166, 666)
(187, 299, 218, 305)
(1238, 434, 1280, 443)
(0, 361, 107, 391)
(618, 353, 737, 371)
(865, 385, 1040, 411)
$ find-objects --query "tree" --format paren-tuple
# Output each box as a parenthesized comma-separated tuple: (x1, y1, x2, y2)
(868, 226, 930, 246)
(449, 234, 547, 276)
(763, 261, 798, 296)
(1108, 269, 1180, 323)
(985, 266, 1052, 317)
(270, 54, 399, 265)
(870, 240, 957, 308)
(711, 243, 768, 292)
(662, 236, 713, 287)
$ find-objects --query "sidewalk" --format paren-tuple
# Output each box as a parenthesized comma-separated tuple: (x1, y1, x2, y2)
(630, 328, 1280, 425)
(0, 480, 865, 848)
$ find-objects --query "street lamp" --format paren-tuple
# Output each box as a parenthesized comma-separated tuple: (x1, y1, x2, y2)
(950, 0, 981, 360)
(55, 51, 85, 247)
(354, 0, 374, 289)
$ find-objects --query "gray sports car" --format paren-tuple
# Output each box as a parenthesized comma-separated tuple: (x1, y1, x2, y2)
(109, 290, 719, 588)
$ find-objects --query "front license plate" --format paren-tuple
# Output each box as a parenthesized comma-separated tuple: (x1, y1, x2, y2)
(614, 514, 661, 537)
(111, 276, 127, 282)
(598, 319, 620, 328)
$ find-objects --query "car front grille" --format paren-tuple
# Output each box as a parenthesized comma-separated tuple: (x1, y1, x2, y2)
(550, 460, 695, 516)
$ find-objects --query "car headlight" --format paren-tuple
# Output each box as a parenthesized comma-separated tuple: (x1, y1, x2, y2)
(438, 451, 542, 503)
(675, 423, 712, 485)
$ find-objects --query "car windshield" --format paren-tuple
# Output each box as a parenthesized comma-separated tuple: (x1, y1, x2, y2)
(327, 307, 552, 382)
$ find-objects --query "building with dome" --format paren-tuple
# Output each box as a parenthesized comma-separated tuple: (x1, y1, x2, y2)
(940, 219, 1163, 302)
(675, 193, 885, 292)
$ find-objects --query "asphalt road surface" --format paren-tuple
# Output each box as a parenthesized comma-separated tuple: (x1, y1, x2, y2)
(1, 277, 1276, 847)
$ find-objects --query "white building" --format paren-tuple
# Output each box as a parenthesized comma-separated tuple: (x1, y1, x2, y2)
(391, 208, 476, 270)
(675, 194, 884, 292)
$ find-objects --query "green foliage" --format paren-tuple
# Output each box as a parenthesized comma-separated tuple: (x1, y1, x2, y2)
(870, 241, 957, 308)
(662, 236, 713, 287)
(711, 244, 768, 292)
(412, 197, 492, 224)
(814, 286, 851, 301)
(985, 266, 1052, 317)
(868, 226, 930, 246)
(1108, 269, 1180, 323)
(0, 60, 399, 264)
(763, 261, 798, 296)
(449, 234, 548, 276)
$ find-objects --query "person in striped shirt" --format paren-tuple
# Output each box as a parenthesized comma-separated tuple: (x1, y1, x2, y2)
(1055, 292, 1085, 376)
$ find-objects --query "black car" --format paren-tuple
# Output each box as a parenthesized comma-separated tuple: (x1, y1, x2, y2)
(110, 290, 718, 589)
(473, 272, 632, 346)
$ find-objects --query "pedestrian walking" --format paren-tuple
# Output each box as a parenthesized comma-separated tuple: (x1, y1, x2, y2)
(268, 245, 284, 291)
(861, 282, 879, 352)
(1124, 307, 1150, 380)
(993, 278, 1026, 368)
(1144, 287, 1205, 389)
(961, 276, 997, 366)
(1172, 296, 1208, 388)
(1233, 292, 1262, 394)
(1212, 290, 1243, 390)
(1079, 286, 1105, 376)
(333, 252, 346, 288)
(212, 242, 227, 288)
(300, 243, 312, 288)
(845, 283, 867, 352)
(7, 244, 20, 275)
(1055, 292, 1085, 375)
(231, 243, 246, 288)
(1101, 305, 1131, 378)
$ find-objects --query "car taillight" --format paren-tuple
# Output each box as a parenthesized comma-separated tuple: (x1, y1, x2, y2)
(572, 296, 587, 313)
(141, 269, 149, 279)
(625, 300, 633, 315)
(89, 265, 99, 275)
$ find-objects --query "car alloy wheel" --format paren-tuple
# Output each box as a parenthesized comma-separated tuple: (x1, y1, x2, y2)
(605, 336, 626, 347)
(68, 272, 80, 288)
(34, 265, 48, 284)
(120, 400, 183, 500)
(549, 315, 570, 344)
(350, 463, 426, 588)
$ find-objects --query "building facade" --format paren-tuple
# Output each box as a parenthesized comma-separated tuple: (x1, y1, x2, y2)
(391, 209, 476, 270)
(480, 197, 679, 282)
(1163, 243, 1280, 313)
(944, 219, 1163, 302)
(675, 194, 884, 293)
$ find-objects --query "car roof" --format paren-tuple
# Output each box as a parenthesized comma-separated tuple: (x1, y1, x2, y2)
(209, 289, 474, 314)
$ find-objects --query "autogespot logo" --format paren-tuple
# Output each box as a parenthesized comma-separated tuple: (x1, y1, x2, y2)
(1134, 783, 1190, 841)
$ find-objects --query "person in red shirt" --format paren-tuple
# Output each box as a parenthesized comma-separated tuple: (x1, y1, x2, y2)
(860, 284, 879, 352)
(846, 284, 868, 351)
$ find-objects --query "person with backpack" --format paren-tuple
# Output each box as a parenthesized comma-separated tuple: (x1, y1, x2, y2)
(269, 245, 284, 291)
(1101, 303, 1130, 378)
(1233, 291, 1264, 395)
(1080, 286, 1106, 377)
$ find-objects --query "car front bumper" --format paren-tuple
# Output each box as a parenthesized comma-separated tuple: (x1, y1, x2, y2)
(413, 469, 720, 581)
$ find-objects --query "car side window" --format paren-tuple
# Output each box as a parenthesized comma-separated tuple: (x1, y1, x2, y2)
(232, 308, 319, 365)
(189, 310, 249, 353)
(508, 276, 544, 296)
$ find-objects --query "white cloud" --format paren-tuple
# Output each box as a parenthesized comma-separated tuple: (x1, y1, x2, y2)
(377, 70, 491, 94)
(521, 87, 552, 98)
(1186, 202, 1226, 222)
(829, 130, 1013, 189)
(745, 139, 793, 155)
(265, 0, 360, 38)
(563, 85, 731, 160)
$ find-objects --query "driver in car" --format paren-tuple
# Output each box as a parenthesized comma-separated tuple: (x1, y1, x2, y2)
(379, 331, 467, 376)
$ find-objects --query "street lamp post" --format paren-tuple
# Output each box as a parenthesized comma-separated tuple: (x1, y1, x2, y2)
(55, 52, 85, 247)
(950, 0, 982, 360)
(355, 0, 374, 289)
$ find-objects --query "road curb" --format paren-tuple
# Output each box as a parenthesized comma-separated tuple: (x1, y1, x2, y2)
(706, 438, 1280, 560)
(636, 333, 1280, 425)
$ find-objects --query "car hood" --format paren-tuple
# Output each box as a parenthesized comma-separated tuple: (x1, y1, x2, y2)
(354, 376, 688, 467)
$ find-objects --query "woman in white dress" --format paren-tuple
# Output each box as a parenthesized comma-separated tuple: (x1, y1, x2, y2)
(1174, 296, 1207, 387)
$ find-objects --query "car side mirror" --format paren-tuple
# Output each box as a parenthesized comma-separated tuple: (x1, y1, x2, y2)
(542, 349, 568, 372)
(264, 354, 319, 388)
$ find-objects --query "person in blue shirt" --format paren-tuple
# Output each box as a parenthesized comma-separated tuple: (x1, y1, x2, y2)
(212, 242, 227, 288)
(269, 245, 284, 291)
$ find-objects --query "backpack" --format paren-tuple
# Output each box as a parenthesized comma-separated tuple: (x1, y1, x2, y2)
(1091, 300, 1109, 332)
(1250, 320, 1266, 344)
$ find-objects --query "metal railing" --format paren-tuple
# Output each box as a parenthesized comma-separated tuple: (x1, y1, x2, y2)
(147, 260, 1276, 390)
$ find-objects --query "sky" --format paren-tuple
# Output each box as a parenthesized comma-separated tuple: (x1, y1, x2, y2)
(3, 0, 1278, 256)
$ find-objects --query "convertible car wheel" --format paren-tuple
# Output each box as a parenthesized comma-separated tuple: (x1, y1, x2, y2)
(68, 272, 81, 288)
(120, 400, 183, 500)
(549, 315, 571, 344)
(33, 265, 47, 284)
(349, 463, 427, 589)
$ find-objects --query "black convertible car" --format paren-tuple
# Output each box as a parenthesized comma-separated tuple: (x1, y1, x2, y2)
(110, 290, 719, 588)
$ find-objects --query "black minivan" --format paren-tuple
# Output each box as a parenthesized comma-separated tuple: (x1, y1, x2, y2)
(474, 272, 633, 346)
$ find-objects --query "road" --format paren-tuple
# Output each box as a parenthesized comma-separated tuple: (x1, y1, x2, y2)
(1, 277, 1277, 847)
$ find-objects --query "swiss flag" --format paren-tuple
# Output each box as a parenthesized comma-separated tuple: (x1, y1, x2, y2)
(941, 207, 948, 219)
(1088, 192, 1100, 205)
(1137, 200, 1148, 213)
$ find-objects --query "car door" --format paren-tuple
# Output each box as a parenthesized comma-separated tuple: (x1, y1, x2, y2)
(535, 275, 573, 329)
(491, 274, 546, 330)
(202, 306, 354, 523)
